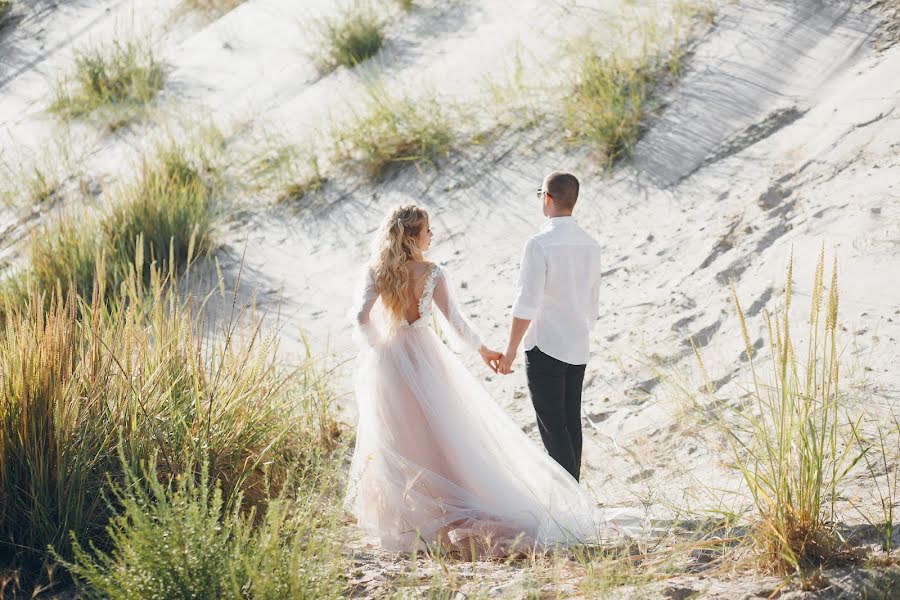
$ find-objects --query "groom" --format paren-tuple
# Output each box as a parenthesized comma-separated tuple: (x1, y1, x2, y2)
(497, 171, 602, 482)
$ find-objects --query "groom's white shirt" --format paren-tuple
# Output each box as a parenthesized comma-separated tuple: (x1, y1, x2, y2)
(511, 216, 601, 366)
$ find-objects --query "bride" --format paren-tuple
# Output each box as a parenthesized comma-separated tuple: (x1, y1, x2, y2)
(345, 204, 644, 557)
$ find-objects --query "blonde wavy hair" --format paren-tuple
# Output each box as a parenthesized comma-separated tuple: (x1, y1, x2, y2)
(372, 204, 430, 322)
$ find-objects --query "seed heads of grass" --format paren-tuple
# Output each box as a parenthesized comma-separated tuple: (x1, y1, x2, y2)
(700, 247, 867, 574)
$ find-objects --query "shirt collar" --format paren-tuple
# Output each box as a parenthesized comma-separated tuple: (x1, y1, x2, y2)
(542, 215, 576, 230)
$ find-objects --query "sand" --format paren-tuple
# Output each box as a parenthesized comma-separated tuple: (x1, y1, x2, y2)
(1, 0, 899, 596)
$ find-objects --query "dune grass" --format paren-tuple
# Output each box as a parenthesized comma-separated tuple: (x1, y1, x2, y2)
(0, 254, 345, 592)
(248, 143, 327, 205)
(316, 4, 384, 70)
(0, 138, 78, 208)
(564, 11, 703, 168)
(694, 248, 866, 574)
(333, 85, 452, 180)
(2, 142, 213, 310)
(50, 38, 164, 122)
(565, 40, 679, 168)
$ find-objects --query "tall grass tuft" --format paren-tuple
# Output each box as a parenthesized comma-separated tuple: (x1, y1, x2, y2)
(699, 248, 865, 573)
(334, 85, 452, 180)
(2, 143, 213, 309)
(564, 13, 701, 167)
(0, 258, 342, 573)
(565, 47, 668, 167)
(50, 38, 164, 121)
(316, 4, 384, 70)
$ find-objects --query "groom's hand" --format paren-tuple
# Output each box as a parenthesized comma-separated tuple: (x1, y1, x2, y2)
(497, 352, 515, 375)
(478, 345, 501, 373)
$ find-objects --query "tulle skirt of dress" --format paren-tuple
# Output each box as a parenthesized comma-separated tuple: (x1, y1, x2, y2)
(344, 324, 645, 556)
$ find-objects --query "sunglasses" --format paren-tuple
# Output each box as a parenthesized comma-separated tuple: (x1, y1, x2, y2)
(536, 188, 550, 200)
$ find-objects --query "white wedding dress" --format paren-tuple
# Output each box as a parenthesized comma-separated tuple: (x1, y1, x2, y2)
(345, 263, 644, 556)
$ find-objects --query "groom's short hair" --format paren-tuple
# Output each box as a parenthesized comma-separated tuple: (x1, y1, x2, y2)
(546, 171, 579, 210)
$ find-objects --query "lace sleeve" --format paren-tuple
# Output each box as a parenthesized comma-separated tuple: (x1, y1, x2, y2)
(432, 267, 483, 352)
(354, 268, 381, 349)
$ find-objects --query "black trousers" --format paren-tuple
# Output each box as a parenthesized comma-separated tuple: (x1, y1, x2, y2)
(524, 347, 586, 481)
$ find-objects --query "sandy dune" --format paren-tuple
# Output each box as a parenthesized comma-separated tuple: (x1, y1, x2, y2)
(1, 0, 899, 596)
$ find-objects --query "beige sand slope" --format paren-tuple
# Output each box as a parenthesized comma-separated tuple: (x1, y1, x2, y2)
(1, 0, 899, 595)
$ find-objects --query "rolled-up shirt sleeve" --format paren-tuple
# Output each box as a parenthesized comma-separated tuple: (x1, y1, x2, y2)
(511, 238, 545, 320)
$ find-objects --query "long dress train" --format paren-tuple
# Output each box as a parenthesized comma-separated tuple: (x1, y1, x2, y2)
(344, 263, 644, 556)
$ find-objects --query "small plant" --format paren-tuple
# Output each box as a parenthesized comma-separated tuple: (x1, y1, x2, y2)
(334, 85, 453, 180)
(50, 38, 164, 121)
(0, 0, 12, 23)
(58, 454, 345, 600)
(0, 138, 78, 207)
(316, 4, 384, 70)
(248, 143, 327, 205)
(565, 49, 657, 167)
(278, 171, 326, 204)
(695, 248, 866, 574)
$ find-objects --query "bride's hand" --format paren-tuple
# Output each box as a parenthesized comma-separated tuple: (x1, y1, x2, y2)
(478, 345, 501, 373)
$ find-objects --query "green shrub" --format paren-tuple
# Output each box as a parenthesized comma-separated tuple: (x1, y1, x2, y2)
(0, 250, 343, 571)
(59, 455, 345, 600)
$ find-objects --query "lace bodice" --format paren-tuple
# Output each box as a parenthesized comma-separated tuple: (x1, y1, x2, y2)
(355, 264, 483, 351)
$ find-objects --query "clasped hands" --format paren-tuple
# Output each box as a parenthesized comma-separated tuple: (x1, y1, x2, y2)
(478, 345, 515, 375)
